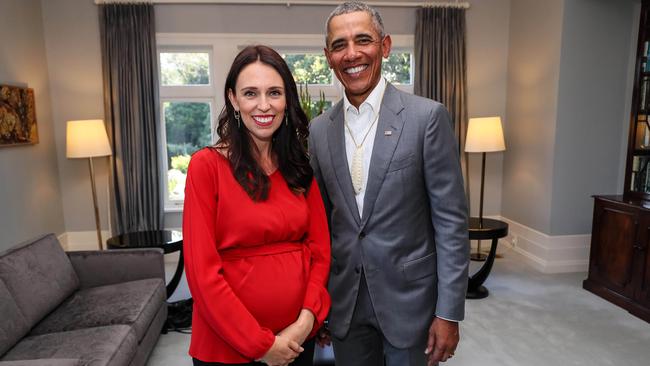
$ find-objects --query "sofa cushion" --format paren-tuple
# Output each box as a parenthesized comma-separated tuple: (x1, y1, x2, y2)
(0, 234, 79, 329)
(0, 359, 82, 366)
(1, 326, 137, 366)
(0, 280, 29, 356)
(31, 278, 165, 342)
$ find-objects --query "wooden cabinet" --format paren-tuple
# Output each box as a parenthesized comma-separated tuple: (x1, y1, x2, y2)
(583, 196, 650, 322)
(585, 0, 650, 323)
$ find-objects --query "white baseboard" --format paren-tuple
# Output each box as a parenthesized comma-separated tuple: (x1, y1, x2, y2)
(492, 216, 590, 273)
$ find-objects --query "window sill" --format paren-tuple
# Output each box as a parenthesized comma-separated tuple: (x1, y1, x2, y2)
(164, 206, 183, 213)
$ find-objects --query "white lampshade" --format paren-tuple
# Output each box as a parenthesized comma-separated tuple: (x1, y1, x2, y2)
(66, 120, 112, 158)
(465, 116, 506, 153)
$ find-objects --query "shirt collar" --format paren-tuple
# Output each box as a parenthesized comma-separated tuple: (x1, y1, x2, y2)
(343, 77, 387, 116)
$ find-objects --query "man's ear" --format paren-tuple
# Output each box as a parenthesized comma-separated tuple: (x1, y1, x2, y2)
(324, 47, 333, 69)
(381, 34, 392, 58)
(227, 89, 239, 111)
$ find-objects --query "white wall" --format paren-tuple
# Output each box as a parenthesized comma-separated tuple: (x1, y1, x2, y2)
(0, 0, 65, 251)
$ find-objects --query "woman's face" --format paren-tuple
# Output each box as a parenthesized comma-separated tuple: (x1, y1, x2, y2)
(228, 61, 287, 149)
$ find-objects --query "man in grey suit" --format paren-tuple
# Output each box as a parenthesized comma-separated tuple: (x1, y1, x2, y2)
(308, 2, 469, 366)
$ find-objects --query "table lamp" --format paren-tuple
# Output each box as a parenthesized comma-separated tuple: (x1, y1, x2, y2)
(66, 119, 112, 250)
(465, 116, 506, 260)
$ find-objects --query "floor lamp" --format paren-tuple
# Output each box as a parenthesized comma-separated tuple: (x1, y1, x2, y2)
(465, 116, 506, 261)
(66, 120, 112, 250)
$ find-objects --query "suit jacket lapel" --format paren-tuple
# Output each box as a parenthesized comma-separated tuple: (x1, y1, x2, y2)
(327, 102, 361, 225)
(361, 84, 405, 228)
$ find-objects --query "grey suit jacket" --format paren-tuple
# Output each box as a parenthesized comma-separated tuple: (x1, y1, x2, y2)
(308, 84, 469, 348)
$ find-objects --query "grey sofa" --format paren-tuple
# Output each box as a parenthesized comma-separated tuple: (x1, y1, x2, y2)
(0, 234, 167, 366)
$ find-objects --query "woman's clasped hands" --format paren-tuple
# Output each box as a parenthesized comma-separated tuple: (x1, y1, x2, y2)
(260, 309, 315, 366)
(259, 335, 303, 366)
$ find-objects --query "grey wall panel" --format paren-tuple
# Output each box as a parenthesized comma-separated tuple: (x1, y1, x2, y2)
(501, 0, 565, 234)
(155, 3, 416, 36)
(0, 0, 65, 250)
(41, 0, 110, 233)
(465, 0, 510, 217)
(550, 0, 637, 235)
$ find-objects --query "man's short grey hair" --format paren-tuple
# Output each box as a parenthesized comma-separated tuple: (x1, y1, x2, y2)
(325, 1, 385, 46)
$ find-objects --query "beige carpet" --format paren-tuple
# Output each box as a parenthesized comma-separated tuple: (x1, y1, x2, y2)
(148, 247, 650, 365)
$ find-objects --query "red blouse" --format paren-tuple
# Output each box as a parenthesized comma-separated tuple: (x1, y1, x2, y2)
(182, 148, 331, 363)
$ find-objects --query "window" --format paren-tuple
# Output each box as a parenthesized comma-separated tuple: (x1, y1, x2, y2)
(162, 101, 212, 200)
(158, 49, 217, 209)
(156, 34, 413, 210)
(283, 53, 332, 85)
(281, 51, 338, 120)
(383, 52, 413, 85)
(160, 52, 210, 86)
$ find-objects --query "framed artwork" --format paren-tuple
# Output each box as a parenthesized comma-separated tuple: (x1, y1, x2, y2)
(0, 84, 39, 147)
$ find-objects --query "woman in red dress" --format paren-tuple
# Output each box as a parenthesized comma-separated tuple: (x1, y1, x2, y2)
(183, 45, 331, 366)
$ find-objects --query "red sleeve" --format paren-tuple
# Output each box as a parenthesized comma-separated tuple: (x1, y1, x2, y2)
(182, 151, 275, 360)
(301, 179, 331, 338)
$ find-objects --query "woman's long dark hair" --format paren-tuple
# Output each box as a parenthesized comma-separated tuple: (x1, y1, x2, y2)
(215, 45, 312, 201)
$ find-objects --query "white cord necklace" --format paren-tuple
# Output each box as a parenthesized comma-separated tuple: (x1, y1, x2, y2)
(344, 109, 380, 195)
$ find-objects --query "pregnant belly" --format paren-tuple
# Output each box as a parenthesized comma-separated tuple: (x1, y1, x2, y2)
(222, 250, 307, 332)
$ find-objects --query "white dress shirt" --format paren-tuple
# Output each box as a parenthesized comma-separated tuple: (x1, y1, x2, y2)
(343, 77, 387, 218)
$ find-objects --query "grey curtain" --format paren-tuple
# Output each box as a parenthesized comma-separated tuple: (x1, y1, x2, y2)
(414, 6, 470, 198)
(99, 3, 163, 235)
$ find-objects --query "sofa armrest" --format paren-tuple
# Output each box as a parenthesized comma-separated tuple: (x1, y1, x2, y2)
(0, 360, 82, 366)
(67, 248, 165, 289)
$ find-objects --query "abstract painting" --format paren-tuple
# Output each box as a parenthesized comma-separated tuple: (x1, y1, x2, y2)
(0, 84, 39, 146)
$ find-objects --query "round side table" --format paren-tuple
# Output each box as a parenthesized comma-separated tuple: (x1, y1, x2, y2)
(467, 218, 508, 299)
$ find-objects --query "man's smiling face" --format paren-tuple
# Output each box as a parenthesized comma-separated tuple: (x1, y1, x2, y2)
(325, 11, 391, 107)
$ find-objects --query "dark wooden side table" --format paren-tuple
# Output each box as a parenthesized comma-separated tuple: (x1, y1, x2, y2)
(107, 230, 183, 299)
(467, 217, 508, 299)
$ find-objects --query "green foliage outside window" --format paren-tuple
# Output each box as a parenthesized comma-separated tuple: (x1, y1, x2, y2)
(382, 53, 411, 84)
(171, 155, 191, 174)
(299, 83, 330, 121)
(283, 54, 332, 85)
(160, 52, 210, 85)
(163, 101, 211, 200)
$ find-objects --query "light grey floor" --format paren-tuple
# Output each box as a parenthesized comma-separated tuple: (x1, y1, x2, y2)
(148, 247, 650, 365)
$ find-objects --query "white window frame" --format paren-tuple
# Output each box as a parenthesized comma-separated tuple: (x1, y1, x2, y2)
(385, 47, 415, 94)
(160, 98, 215, 209)
(156, 33, 413, 211)
(277, 47, 340, 110)
(158, 45, 218, 211)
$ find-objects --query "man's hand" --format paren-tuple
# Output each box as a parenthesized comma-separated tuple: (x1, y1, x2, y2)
(315, 325, 331, 348)
(425, 317, 459, 365)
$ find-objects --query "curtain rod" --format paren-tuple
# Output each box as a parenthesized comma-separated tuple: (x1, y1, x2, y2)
(94, 1, 470, 8)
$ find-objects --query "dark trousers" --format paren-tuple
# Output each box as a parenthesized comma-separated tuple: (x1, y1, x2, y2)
(193, 339, 315, 366)
(331, 274, 427, 366)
